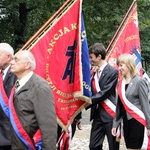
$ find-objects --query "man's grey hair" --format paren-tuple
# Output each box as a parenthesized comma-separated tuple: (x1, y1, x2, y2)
(21, 50, 36, 71)
(0, 43, 14, 56)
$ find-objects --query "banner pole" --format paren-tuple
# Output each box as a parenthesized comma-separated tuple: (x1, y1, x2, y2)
(56, 131, 65, 148)
(106, 0, 136, 52)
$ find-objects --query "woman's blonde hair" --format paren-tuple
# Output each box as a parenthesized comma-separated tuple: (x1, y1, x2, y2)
(117, 53, 139, 76)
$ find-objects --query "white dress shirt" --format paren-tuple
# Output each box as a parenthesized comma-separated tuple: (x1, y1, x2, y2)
(16, 71, 33, 91)
(2, 65, 10, 80)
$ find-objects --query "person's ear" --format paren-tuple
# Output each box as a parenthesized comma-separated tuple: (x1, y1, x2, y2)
(25, 61, 31, 69)
(7, 54, 12, 61)
(98, 54, 101, 60)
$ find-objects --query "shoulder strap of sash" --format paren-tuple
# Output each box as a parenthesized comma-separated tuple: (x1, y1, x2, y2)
(0, 72, 9, 117)
(33, 130, 42, 149)
(9, 87, 36, 150)
(117, 79, 146, 125)
(117, 79, 150, 149)
(101, 99, 115, 117)
(91, 73, 116, 117)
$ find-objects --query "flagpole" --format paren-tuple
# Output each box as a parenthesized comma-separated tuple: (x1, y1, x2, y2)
(21, 0, 74, 50)
(56, 130, 65, 148)
(106, 0, 136, 52)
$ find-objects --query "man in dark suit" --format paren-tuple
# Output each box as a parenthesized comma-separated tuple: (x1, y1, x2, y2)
(0, 43, 17, 150)
(87, 43, 119, 150)
(10, 50, 57, 150)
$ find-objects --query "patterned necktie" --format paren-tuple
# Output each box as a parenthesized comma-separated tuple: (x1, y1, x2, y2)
(15, 80, 20, 93)
(97, 68, 101, 80)
(91, 77, 97, 94)
(1, 70, 4, 80)
(0, 71, 3, 82)
(1, 70, 4, 75)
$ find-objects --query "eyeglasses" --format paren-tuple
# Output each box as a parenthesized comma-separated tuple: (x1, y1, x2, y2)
(11, 56, 29, 64)
(12, 57, 20, 63)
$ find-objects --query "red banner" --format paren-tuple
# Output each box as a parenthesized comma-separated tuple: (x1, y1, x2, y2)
(21, 0, 91, 130)
(106, 1, 142, 75)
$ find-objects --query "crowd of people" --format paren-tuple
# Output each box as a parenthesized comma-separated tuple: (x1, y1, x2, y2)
(0, 42, 150, 150)
(0, 44, 57, 150)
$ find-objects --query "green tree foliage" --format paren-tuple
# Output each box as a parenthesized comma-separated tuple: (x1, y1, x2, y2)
(137, 0, 150, 73)
(83, 0, 131, 47)
(0, 0, 150, 71)
(0, 0, 65, 50)
(82, 0, 150, 72)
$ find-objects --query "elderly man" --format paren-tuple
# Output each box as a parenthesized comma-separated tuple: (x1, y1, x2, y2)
(0, 43, 17, 150)
(10, 50, 57, 150)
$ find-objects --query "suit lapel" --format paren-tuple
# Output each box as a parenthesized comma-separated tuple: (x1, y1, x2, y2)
(15, 74, 34, 96)
(3, 67, 11, 84)
(99, 64, 109, 81)
(98, 64, 109, 90)
(125, 76, 136, 96)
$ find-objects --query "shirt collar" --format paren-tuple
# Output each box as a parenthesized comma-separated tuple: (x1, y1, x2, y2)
(2, 65, 10, 80)
(99, 62, 107, 72)
(17, 71, 33, 91)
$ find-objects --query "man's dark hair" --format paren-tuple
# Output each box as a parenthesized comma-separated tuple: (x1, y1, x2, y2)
(89, 43, 106, 60)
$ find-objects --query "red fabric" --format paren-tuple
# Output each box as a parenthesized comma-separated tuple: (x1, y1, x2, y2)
(33, 129, 41, 144)
(22, 0, 86, 129)
(106, 1, 142, 76)
(91, 77, 97, 94)
(9, 87, 36, 150)
(118, 80, 150, 149)
(60, 130, 70, 150)
(101, 102, 115, 117)
(118, 80, 146, 126)
(91, 75, 115, 118)
(0, 71, 9, 106)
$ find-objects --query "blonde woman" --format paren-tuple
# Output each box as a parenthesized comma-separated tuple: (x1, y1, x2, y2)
(112, 53, 150, 150)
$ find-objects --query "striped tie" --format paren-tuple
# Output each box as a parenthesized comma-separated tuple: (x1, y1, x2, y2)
(1, 70, 4, 80)
(97, 68, 101, 80)
(15, 80, 20, 93)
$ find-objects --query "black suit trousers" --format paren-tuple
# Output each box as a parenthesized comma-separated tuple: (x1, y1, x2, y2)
(89, 117, 119, 150)
(0, 146, 11, 150)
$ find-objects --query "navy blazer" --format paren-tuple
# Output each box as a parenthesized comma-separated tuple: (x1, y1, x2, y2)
(87, 64, 118, 122)
(0, 67, 17, 146)
(3, 67, 17, 97)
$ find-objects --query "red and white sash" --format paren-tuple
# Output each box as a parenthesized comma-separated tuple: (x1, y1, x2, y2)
(118, 78, 150, 149)
(91, 72, 116, 118)
(59, 125, 72, 150)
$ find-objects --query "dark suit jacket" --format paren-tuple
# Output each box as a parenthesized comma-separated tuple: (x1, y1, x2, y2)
(0, 67, 17, 146)
(87, 64, 118, 122)
(11, 73, 57, 150)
